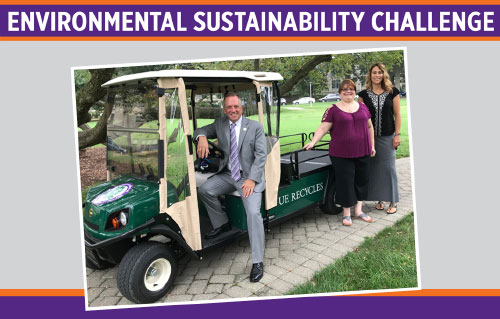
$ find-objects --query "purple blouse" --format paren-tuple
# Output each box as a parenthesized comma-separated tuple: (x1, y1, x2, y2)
(321, 102, 372, 158)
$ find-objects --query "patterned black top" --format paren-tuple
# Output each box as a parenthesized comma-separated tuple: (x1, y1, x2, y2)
(358, 87, 400, 136)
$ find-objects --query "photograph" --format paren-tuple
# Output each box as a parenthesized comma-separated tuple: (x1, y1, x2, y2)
(75, 49, 417, 308)
(3, 2, 500, 318)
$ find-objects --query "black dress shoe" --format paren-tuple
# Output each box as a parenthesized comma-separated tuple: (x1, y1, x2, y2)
(250, 262, 264, 282)
(205, 223, 231, 239)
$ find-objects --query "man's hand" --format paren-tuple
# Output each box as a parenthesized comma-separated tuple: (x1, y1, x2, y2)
(242, 179, 256, 198)
(196, 136, 210, 159)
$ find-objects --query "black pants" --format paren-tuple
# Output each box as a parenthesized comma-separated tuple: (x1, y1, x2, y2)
(330, 155, 370, 208)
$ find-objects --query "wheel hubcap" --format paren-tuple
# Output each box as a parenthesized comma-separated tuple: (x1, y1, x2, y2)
(144, 258, 171, 292)
(148, 267, 158, 277)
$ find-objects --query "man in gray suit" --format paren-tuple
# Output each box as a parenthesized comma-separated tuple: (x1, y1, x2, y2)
(194, 92, 266, 282)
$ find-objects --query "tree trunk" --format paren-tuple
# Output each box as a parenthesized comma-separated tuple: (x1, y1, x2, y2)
(327, 71, 333, 92)
(78, 93, 115, 149)
(253, 59, 260, 71)
(76, 68, 115, 127)
(279, 55, 332, 95)
(393, 63, 401, 90)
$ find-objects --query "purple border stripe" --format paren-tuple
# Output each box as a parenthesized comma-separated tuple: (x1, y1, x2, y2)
(1, 296, 500, 318)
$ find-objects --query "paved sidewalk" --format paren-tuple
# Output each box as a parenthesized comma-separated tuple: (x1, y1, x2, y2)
(86, 157, 413, 307)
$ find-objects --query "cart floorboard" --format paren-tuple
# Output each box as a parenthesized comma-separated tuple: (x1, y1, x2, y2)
(199, 215, 244, 249)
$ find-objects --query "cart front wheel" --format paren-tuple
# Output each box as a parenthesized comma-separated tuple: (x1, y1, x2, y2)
(117, 241, 178, 304)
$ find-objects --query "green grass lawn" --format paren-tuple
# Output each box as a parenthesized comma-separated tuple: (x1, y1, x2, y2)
(276, 99, 409, 157)
(81, 99, 409, 198)
(397, 98, 410, 158)
(80, 98, 409, 156)
(288, 212, 417, 294)
(195, 99, 409, 157)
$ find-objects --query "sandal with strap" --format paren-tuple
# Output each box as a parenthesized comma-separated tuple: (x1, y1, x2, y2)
(342, 216, 352, 226)
(376, 201, 385, 210)
(386, 203, 398, 214)
(354, 213, 373, 223)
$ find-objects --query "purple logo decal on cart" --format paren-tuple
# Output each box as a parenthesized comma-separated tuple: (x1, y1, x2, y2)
(92, 183, 133, 205)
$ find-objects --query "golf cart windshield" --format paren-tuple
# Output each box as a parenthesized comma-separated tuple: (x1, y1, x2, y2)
(191, 87, 259, 131)
(101, 70, 283, 251)
(106, 82, 159, 181)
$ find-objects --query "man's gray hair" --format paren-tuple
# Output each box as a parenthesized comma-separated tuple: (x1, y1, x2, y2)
(223, 92, 242, 106)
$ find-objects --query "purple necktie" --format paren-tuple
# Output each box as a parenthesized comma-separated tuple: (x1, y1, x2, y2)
(229, 123, 241, 181)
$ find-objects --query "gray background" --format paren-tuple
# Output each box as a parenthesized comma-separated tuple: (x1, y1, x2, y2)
(1, 41, 499, 289)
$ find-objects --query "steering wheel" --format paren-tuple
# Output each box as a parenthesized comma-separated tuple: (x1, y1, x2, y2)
(207, 140, 224, 159)
(193, 139, 225, 173)
(194, 139, 224, 159)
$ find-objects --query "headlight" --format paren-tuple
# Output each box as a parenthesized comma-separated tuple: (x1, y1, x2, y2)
(119, 212, 128, 226)
(105, 208, 129, 231)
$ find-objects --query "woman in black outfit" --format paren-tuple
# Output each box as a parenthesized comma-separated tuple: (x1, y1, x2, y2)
(358, 63, 401, 214)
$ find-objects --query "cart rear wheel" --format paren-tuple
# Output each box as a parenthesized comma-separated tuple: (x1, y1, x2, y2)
(117, 242, 178, 304)
(319, 183, 343, 215)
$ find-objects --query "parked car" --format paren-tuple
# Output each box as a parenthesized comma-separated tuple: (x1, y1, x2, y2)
(274, 97, 287, 105)
(319, 93, 340, 102)
(292, 97, 315, 105)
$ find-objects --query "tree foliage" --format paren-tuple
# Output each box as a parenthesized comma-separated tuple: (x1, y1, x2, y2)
(75, 51, 405, 149)
(76, 68, 115, 149)
(174, 55, 332, 97)
(330, 50, 405, 87)
(74, 70, 91, 92)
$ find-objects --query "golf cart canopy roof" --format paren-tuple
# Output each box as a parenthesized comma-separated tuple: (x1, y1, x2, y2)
(102, 70, 284, 88)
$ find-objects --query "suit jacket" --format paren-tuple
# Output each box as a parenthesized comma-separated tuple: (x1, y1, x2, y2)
(193, 115, 267, 192)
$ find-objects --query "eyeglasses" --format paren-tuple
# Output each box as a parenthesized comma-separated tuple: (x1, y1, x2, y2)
(341, 88, 355, 92)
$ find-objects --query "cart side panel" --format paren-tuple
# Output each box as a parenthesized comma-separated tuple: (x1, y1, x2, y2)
(258, 82, 281, 210)
(158, 78, 202, 251)
(224, 195, 265, 230)
(225, 171, 328, 230)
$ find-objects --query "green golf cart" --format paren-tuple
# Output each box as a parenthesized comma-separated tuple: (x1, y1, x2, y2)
(82, 70, 341, 304)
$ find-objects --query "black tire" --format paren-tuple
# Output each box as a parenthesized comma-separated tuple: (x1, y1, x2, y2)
(319, 182, 343, 215)
(117, 242, 178, 304)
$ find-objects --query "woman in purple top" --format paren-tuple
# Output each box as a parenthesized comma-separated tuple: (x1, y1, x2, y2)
(304, 79, 376, 226)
